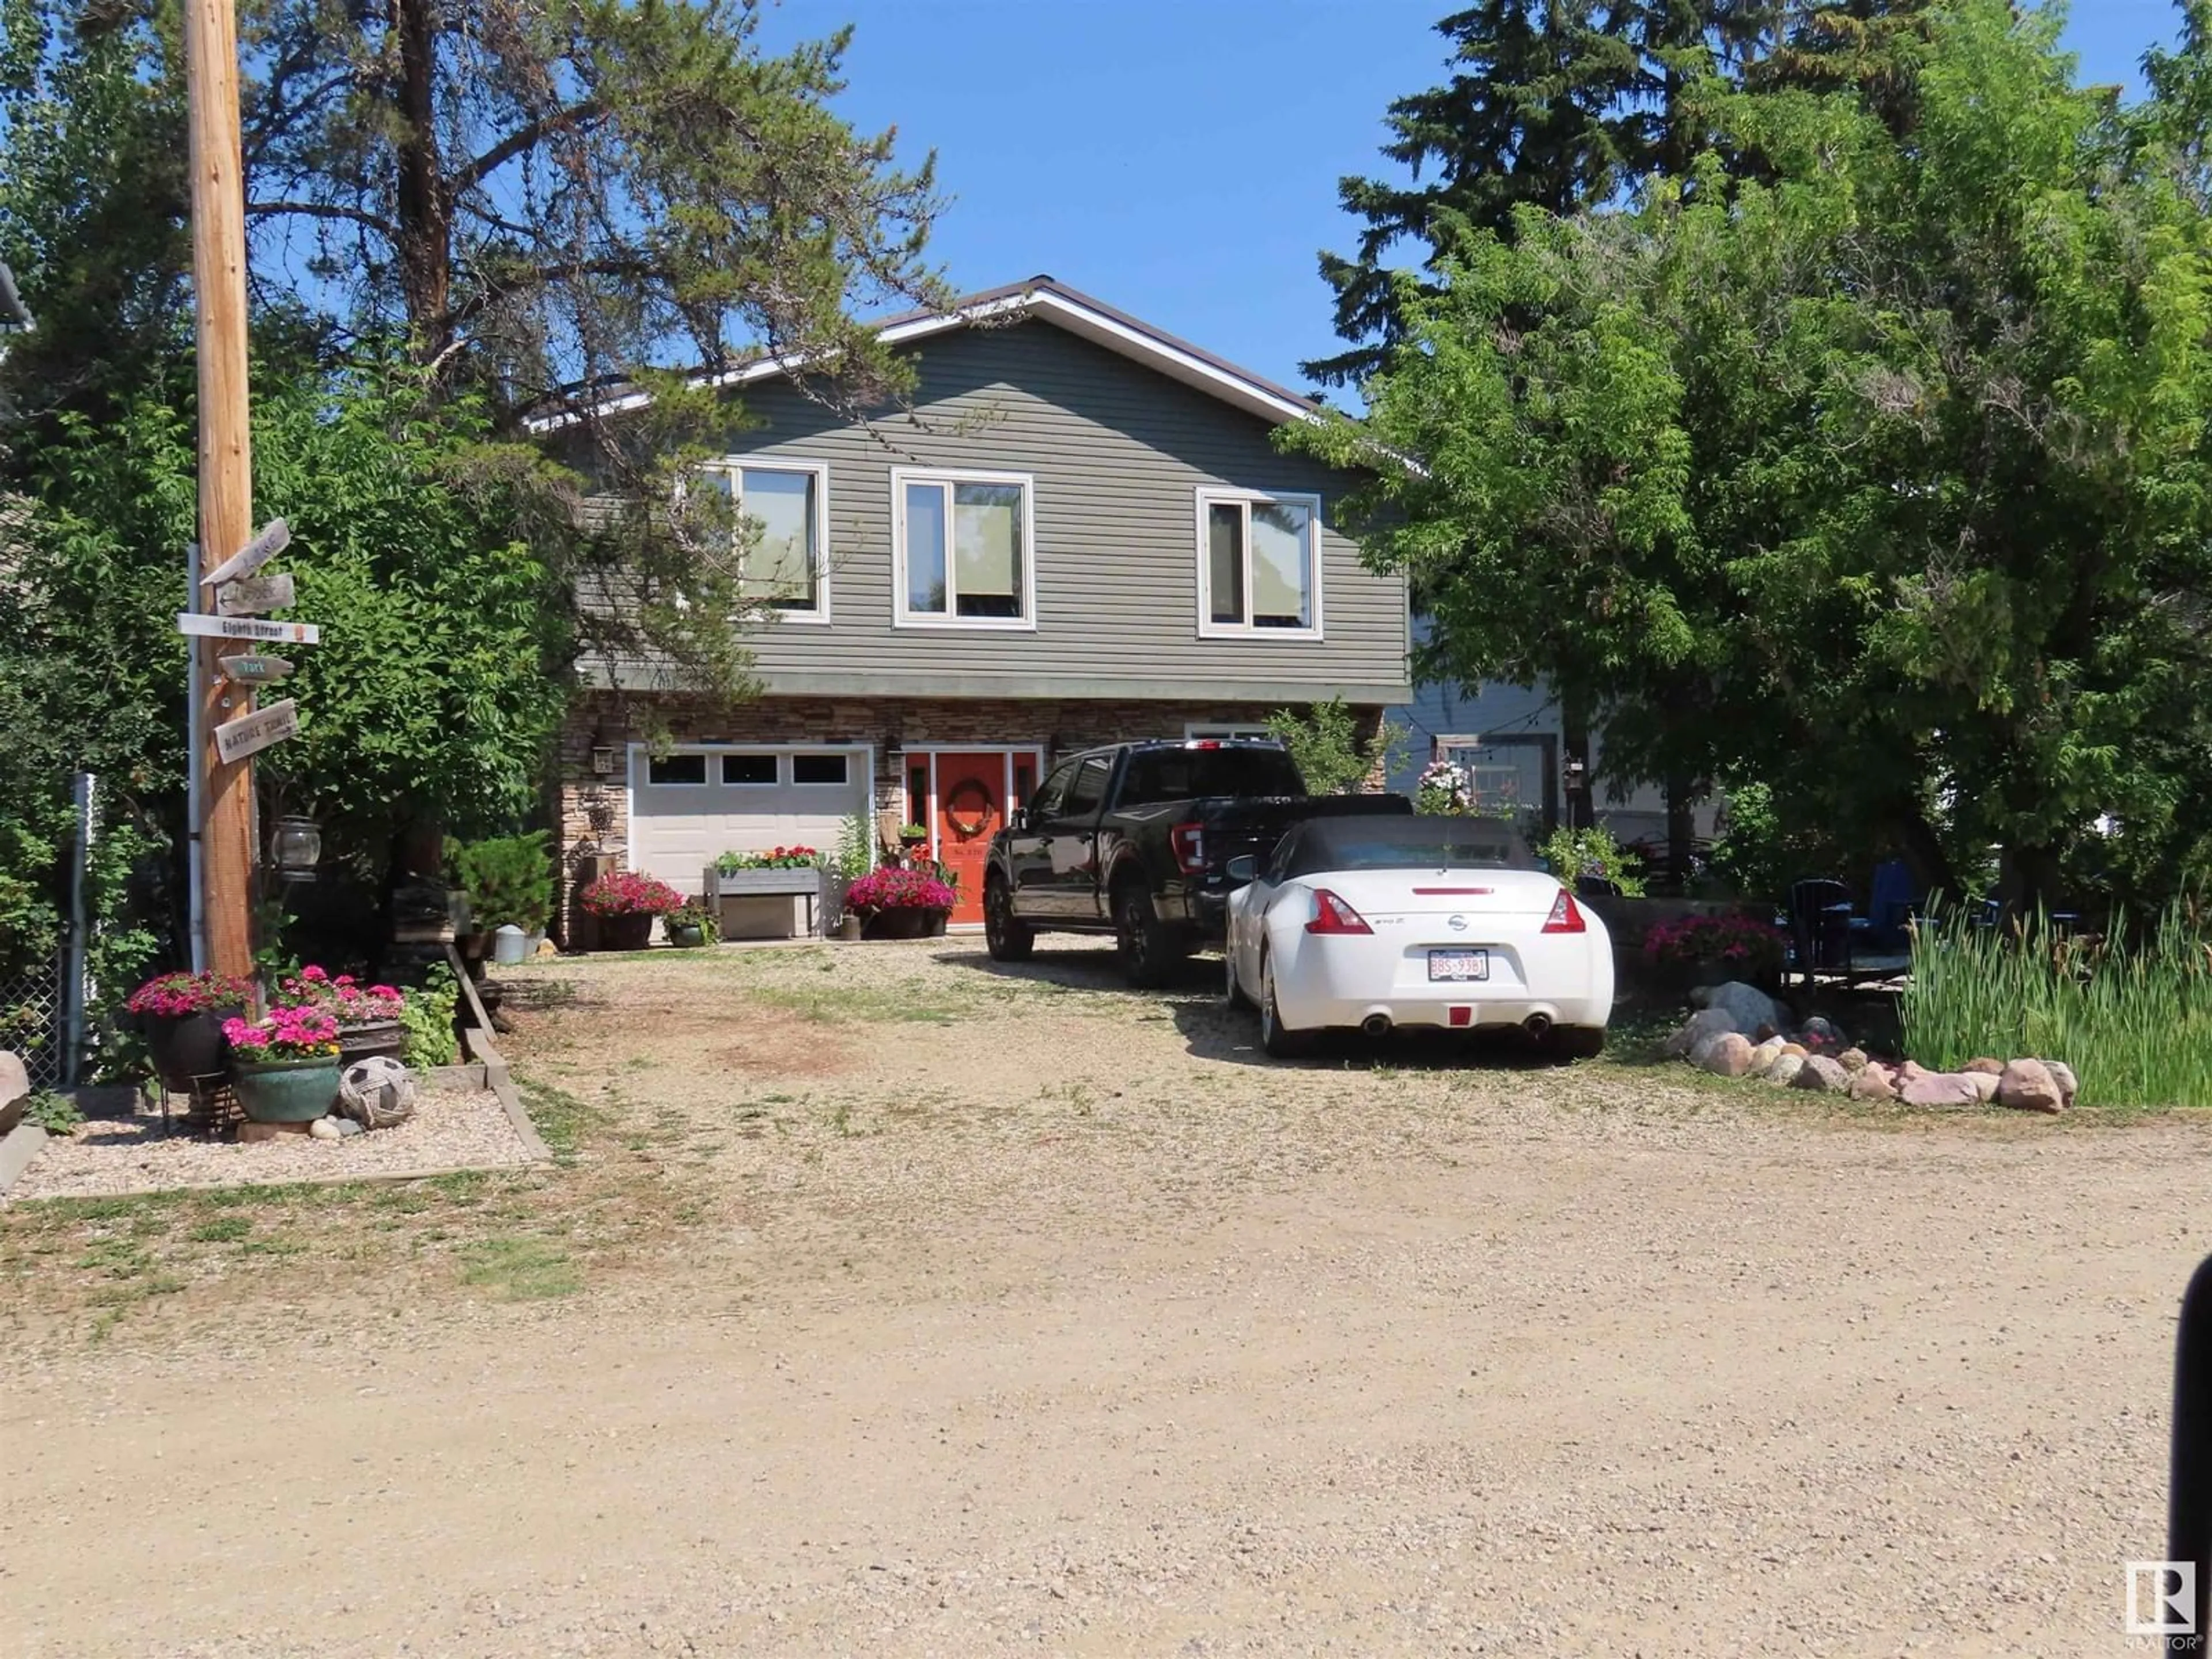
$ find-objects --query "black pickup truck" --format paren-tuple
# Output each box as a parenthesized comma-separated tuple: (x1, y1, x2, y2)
(980, 738, 1411, 984)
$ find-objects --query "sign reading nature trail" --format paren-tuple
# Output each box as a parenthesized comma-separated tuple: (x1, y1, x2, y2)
(176, 613, 321, 644)
(214, 698, 298, 764)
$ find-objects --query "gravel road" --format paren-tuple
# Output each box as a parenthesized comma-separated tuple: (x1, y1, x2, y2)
(2, 938, 2204, 1656)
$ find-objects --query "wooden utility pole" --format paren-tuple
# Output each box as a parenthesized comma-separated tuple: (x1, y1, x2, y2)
(185, 0, 256, 978)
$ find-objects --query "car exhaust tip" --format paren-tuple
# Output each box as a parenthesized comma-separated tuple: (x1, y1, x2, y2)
(1360, 1013, 1393, 1039)
(1523, 1013, 1553, 1041)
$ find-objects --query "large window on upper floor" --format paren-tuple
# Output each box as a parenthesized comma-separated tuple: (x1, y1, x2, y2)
(1197, 488, 1321, 639)
(699, 461, 828, 620)
(893, 467, 1035, 629)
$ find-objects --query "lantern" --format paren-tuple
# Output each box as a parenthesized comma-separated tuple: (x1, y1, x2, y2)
(271, 814, 322, 879)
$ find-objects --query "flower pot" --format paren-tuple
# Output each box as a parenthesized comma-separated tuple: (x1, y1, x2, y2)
(597, 912, 654, 951)
(143, 1006, 244, 1093)
(923, 908, 948, 938)
(230, 1054, 341, 1123)
(668, 922, 706, 948)
(836, 915, 862, 942)
(338, 1018, 407, 1066)
(861, 907, 929, 941)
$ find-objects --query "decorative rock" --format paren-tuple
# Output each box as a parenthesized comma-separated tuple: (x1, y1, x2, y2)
(0, 1048, 28, 1109)
(1698, 1033, 1758, 1078)
(1836, 1047, 1870, 1073)
(1780, 1043, 1809, 1058)
(1667, 1007, 1741, 1058)
(1791, 1055, 1850, 1093)
(1692, 981, 1789, 1040)
(333, 1116, 365, 1137)
(1902, 1072, 1984, 1108)
(1959, 1069, 2001, 1103)
(309, 1115, 343, 1141)
(1849, 1067, 1897, 1101)
(1747, 1037, 1787, 1077)
(1895, 1060, 1926, 1082)
(1753, 1022, 1782, 1045)
(2048, 1060, 2079, 1108)
(1767, 1053, 1807, 1087)
(1963, 1057, 2005, 1075)
(1997, 1058, 2065, 1115)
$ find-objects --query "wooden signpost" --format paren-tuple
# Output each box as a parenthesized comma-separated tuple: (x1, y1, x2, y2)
(214, 698, 298, 765)
(200, 517, 289, 589)
(177, 613, 321, 645)
(215, 653, 294, 684)
(215, 571, 294, 616)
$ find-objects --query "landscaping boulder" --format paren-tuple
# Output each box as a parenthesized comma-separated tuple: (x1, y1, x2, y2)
(1666, 1007, 1740, 1057)
(1800, 1016, 1849, 1047)
(1836, 1047, 1870, 1073)
(1746, 1036, 1787, 1077)
(1959, 1070, 2001, 1103)
(1767, 1053, 1807, 1087)
(1779, 1042, 1808, 1058)
(1791, 1055, 1850, 1093)
(2048, 1061, 2080, 1109)
(1849, 1067, 1897, 1102)
(1692, 980, 1788, 1040)
(0, 1050, 27, 1137)
(1697, 1033, 1758, 1078)
(1963, 1057, 2005, 1075)
(1902, 1072, 1985, 1108)
(1998, 1059, 2065, 1115)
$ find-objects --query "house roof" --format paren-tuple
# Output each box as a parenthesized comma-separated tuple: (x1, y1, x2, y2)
(562, 275, 1321, 429)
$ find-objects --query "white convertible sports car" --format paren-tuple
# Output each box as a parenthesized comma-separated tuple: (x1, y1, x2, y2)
(1224, 816, 1615, 1059)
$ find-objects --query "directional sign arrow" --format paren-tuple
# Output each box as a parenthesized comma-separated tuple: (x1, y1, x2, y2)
(215, 571, 296, 616)
(201, 518, 289, 588)
(216, 653, 295, 684)
(176, 613, 320, 645)
(214, 698, 298, 765)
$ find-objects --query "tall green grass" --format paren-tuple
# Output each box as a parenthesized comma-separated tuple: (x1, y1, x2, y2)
(1901, 900, 2212, 1109)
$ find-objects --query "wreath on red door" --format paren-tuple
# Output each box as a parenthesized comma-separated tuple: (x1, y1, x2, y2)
(944, 778, 994, 839)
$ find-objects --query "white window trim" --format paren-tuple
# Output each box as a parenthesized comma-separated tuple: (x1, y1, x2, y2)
(719, 752, 783, 788)
(789, 753, 854, 789)
(1194, 486, 1324, 642)
(891, 465, 1039, 632)
(703, 457, 832, 625)
(643, 751, 713, 788)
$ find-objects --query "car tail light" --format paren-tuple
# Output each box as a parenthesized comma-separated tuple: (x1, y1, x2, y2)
(1541, 888, 1588, 934)
(1306, 888, 1374, 935)
(1169, 821, 1206, 874)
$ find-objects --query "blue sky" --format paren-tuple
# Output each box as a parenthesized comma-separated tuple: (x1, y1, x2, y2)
(760, 0, 2188, 395)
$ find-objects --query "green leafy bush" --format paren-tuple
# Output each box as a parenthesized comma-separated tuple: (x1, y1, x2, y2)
(24, 1091, 85, 1136)
(1264, 697, 1405, 795)
(401, 965, 461, 1068)
(666, 901, 719, 944)
(448, 832, 554, 931)
(1536, 825, 1646, 897)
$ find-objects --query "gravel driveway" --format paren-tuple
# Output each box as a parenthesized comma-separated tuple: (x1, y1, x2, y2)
(3, 937, 2206, 1656)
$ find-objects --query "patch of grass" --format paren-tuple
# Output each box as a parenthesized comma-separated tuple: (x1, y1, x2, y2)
(457, 1236, 582, 1300)
(187, 1215, 255, 1244)
(516, 1077, 605, 1164)
(749, 983, 963, 1025)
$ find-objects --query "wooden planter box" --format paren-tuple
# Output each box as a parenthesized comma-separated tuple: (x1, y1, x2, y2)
(703, 867, 826, 940)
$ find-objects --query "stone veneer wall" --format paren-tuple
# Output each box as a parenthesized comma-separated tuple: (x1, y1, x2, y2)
(552, 692, 1383, 941)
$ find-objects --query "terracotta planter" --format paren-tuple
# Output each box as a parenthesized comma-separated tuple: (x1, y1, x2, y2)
(143, 1006, 244, 1093)
(230, 1054, 340, 1123)
(338, 1019, 406, 1065)
(597, 912, 654, 951)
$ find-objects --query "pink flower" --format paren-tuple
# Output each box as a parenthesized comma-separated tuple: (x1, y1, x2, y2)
(300, 965, 328, 983)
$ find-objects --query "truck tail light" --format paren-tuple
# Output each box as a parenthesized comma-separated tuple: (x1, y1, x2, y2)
(1306, 889, 1373, 935)
(1541, 889, 1588, 934)
(1170, 821, 1206, 874)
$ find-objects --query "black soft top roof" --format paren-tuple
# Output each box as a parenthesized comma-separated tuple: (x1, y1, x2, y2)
(1277, 815, 1537, 877)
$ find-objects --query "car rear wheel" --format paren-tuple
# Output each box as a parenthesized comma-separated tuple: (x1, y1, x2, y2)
(1114, 882, 1184, 988)
(1550, 1025, 1605, 1062)
(1258, 950, 1314, 1059)
(983, 874, 1034, 962)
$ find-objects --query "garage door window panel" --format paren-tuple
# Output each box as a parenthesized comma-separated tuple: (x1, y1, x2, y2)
(721, 753, 778, 786)
(791, 753, 850, 786)
(647, 753, 708, 786)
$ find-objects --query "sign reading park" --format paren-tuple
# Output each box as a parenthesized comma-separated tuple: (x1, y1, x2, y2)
(215, 571, 296, 616)
(215, 653, 295, 684)
(176, 613, 321, 645)
(214, 698, 299, 764)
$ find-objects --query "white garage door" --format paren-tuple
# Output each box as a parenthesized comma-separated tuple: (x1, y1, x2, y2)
(628, 745, 869, 893)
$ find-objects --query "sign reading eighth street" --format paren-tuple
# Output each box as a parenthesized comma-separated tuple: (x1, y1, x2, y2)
(200, 518, 290, 589)
(216, 653, 294, 684)
(176, 613, 320, 645)
(215, 571, 296, 616)
(214, 698, 298, 764)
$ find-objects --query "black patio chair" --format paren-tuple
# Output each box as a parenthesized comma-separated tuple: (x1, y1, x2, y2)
(1786, 877, 1858, 983)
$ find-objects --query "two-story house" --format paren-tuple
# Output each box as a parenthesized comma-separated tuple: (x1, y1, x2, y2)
(555, 277, 1412, 929)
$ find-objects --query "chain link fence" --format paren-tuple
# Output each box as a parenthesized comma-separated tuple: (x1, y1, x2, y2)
(0, 953, 63, 1090)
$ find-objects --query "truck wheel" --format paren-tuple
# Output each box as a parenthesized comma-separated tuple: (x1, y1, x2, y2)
(1258, 949, 1315, 1059)
(1113, 881, 1184, 988)
(983, 873, 1034, 962)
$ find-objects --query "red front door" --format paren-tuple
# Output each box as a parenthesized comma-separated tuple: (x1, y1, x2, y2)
(933, 752, 1006, 926)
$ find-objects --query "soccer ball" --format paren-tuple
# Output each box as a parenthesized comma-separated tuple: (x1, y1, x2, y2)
(337, 1055, 416, 1128)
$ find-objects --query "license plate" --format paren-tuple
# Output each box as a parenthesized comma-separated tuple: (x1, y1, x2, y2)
(1428, 949, 1488, 982)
